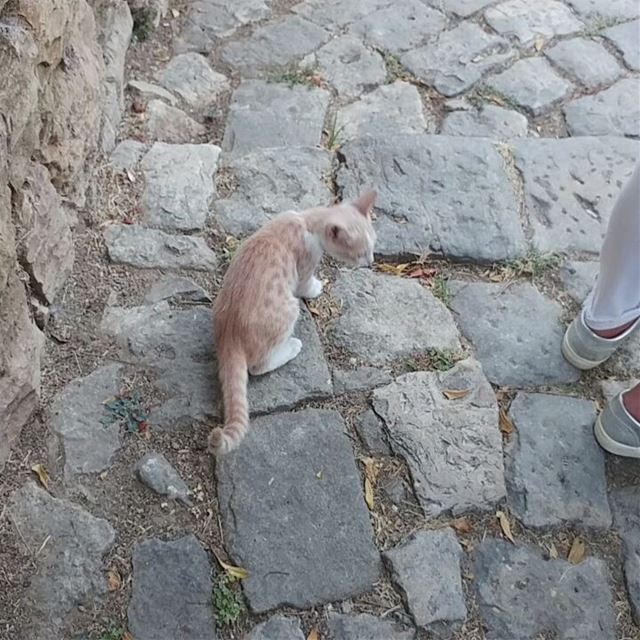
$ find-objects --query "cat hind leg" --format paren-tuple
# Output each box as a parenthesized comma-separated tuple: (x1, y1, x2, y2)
(249, 337, 302, 375)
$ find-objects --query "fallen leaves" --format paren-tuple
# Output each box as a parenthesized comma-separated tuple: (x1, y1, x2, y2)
(499, 408, 514, 437)
(442, 389, 471, 400)
(451, 517, 473, 535)
(568, 537, 586, 565)
(376, 262, 412, 276)
(361, 457, 378, 511)
(307, 627, 319, 640)
(548, 543, 558, 559)
(375, 261, 437, 282)
(31, 464, 50, 491)
(212, 549, 249, 580)
(496, 511, 515, 544)
(106, 568, 122, 592)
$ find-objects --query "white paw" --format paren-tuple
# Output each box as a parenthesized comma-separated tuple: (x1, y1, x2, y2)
(288, 337, 303, 359)
(304, 277, 323, 299)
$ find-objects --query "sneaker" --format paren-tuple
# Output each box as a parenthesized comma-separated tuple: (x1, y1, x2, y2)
(562, 309, 640, 370)
(594, 392, 640, 458)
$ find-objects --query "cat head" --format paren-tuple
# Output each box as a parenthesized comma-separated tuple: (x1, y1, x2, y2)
(320, 190, 377, 267)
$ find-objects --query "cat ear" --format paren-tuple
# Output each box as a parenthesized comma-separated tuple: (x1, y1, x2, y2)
(351, 189, 377, 218)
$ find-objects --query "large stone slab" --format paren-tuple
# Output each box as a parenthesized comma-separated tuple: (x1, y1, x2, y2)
(216, 409, 381, 612)
(219, 15, 330, 74)
(566, 0, 639, 20)
(110, 139, 146, 171)
(475, 539, 616, 640)
(432, 0, 495, 16)
(486, 57, 573, 116)
(8, 483, 116, 638)
(136, 451, 191, 504)
(222, 81, 330, 155)
(51, 363, 123, 478)
(564, 78, 640, 137)
(511, 136, 639, 253)
(128, 535, 216, 640)
(604, 19, 640, 71)
(104, 224, 218, 271)
(485, 0, 583, 47)
(144, 100, 206, 144)
(338, 134, 526, 261)
(331, 269, 460, 365)
(559, 260, 598, 303)
(144, 275, 211, 305)
(215, 146, 333, 237)
(373, 359, 505, 517)
(384, 530, 467, 634)
(402, 22, 515, 96)
(292, 0, 394, 29)
(441, 104, 528, 138)
(140, 142, 220, 231)
(450, 282, 580, 386)
(611, 487, 640, 623)
(246, 617, 305, 640)
(328, 613, 415, 639)
(506, 393, 611, 529)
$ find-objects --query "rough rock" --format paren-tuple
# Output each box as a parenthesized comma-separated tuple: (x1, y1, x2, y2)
(327, 612, 415, 639)
(337, 82, 429, 141)
(559, 260, 598, 303)
(144, 275, 211, 304)
(128, 535, 216, 640)
(331, 269, 460, 365)
(546, 38, 621, 88)
(128, 79, 178, 105)
(435, 0, 495, 16)
(610, 330, 640, 376)
(222, 81, 330, 154)
(384, 530, 467, 634)
(475, 539, 616, 640)
(564, 78, 640, 137)
(485, 0, 583, 47)
(140, 142, 220, 231)
(486, 57, 573, 116)
(566, 0, 639, 20)
(158, 53, 229, 108)
(349, 0, 447, 55)
(246, 617, 305, 640)
(219, 15, 330, 74)
(144, 100, 206, 143)
(301, 35, 386, 98)
(216, 409, 381, 612)
(293, 0, 394, 29)
(506, 393, 611, 529)
(338, 134, 526, 261)
(402, 22, 515, 96)
(333, 366, 393, 393)
(354, 409, 391, 455)
(110, 139, 146, 170)
(611, 487, 640, 622)
(441, 104, 528, 138)
(373, 359, 505, 517)
(136, 451, 191, 504)
(215, 146, 333, 236)
(50, 363, 123, 477)
(450, 281, 580, 386)
(604, 19, 640, 71)
(8, 483, 115, 637)
(104, 224, 218, 271)
(511, 136, 639, 253)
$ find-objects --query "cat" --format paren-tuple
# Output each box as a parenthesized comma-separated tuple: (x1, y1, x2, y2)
(209, 190, 377, 455)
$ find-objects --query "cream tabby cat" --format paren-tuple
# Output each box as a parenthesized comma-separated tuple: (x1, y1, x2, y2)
(209, 191, 377, 455)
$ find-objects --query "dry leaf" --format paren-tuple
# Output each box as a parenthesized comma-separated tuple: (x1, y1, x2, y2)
(126, 168, 136, 183)
(212, 549, 249, 580)
(496, 510, 515, 544)
(534, 36, 545, 51)
(499, 408, 514, 436)
(31, 464, 50, 490)
(106, 569, 121, 591)
(452, 517, 473, 534)
(443, 389, 471, 400)
(568, 537, 586, 564)
(364, 477, 374, 510)
(122, 633, 133, 640)
(548, 543, 558, 559)
(307, 627, 319, 640)
(377, 262, 411, 276)
(171, 7, 180, 17)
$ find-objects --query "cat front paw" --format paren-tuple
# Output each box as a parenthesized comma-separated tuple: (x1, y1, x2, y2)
(302, 276, 323, 299)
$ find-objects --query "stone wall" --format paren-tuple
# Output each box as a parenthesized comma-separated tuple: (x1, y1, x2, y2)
(0, 0, 132, 468)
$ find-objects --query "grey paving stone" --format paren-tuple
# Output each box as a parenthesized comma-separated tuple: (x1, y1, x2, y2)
(611, 487, 640, 623)
(475, 539, 616, 640)
(301, 35, 386, 98)
(51, 364, 123, 478)
(216, 409, 381, 612)
(136, 451, 191, 504)
(215, 146, 333, 237)
(104, 225, 218, 271)
(485, 0, 584, 46)
(8, 483, 115, 638)
(145, 100, 206, 144)
(222, 81, 330, 155)
(354, 409, 391, 455)
(506, 393, 610, 529)
(140, 142, 220, 231)
(601, 378, 640, 402)
(338, 134, 526, 261)
(564, 77, 640, 137)
(566, 0, 639, 20)
(450, 282, 580, 386)
(337, 81, 429, 141)
(559, 260, 598, 303)
(158, 52, 229, 108)
(402, 22, 515, 96)
(430, 0, 495, 16)
(333, 366, 393, 393)
(546, 37, 621, 89)
(331, 269, 460, 365)
(441, 104, 528, 137)
(384, 530, 467, 634)
(128, 535, 216, 640)
(349, 0, 447, 55)
(144, 275, 211, 305)
(110, 139, 146, 171)
(128, 79, 178, 106)
(511, 136, 639, 253)
(373, 359, 505, 517)
(604, 19, 640, 71)
(219, 15, 330, 74)
(610, 329, 640, 376)
(293, 0, 394, 30)
(486, 57, 574, 116)
(246, 617, 305, 640)
(328, 613, 415, 639)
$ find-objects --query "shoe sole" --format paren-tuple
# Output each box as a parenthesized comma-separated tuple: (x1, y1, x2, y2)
(561, 332, 609, 370)
(594, 415, 640, 459)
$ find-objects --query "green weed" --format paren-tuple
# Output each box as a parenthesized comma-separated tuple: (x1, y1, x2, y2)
(506, 248, 562, 280)
(102, 391, 149, 434)
(96, 625, 126, 640)
(324, 115, 345, 151)
(432, 275, 453, 306)
(267, 65, 322, 89)
(212, 574, 245, 626)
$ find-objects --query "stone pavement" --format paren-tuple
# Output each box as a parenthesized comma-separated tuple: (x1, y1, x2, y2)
(3, 0, 640, 638)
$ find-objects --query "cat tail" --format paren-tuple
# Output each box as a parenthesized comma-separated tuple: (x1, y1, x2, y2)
(209, 343, 249, 455)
